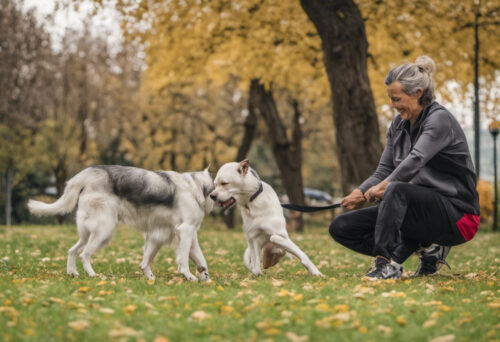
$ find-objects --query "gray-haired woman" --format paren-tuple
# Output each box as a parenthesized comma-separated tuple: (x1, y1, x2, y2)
(329, 56, 480, 280)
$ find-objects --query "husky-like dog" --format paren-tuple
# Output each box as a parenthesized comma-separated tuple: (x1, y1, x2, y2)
(28, 165, 214, 281)
(210, 160, 322, 276)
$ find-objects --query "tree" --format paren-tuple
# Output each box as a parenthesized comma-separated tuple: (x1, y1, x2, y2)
(300, 0, 383, 195)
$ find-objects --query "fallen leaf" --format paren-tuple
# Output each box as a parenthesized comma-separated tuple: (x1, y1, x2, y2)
(285, 331, 309, 342)
(396, 316, 407, 326)
(191, 310, 212, 321)
(377, 325, 392, 335)
(423, 319, 437, 328)
(50, 297, 64, 305)
(487, 299, 500, 309)
(428, 334, 455, 342)
(78, 287, 91, 293)
(154, 337, 170, 342)
(68, 320, 90, 331)
(123, 304, 136, 316)
(109, 326, 140, 338)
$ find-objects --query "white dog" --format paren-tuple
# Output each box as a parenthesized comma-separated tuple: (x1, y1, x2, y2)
(28, 165, 214, 281)
(210, 160, 322, 276)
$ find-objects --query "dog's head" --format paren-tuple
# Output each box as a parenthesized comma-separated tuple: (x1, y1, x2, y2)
(190, 167, 215, 213)
(210, 159, 260, 210)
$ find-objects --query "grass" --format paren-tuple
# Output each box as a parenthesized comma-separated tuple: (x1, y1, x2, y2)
(0, 218, 499, 342)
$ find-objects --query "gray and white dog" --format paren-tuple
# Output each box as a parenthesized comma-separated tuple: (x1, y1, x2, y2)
(210, 160, 322, 277)
(28, 165, 214, 281)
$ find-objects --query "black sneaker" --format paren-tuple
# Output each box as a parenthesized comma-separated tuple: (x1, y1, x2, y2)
(414, 244, 451, 276)
(364, 256, 403, 280)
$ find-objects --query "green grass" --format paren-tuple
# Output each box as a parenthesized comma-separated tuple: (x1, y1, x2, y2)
(0, 218, 499, 342)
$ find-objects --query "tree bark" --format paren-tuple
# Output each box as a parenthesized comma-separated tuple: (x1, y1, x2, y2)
(300, 0, 383, 195)
(249, 79, 305, 232)
(222, 91, 258, 229)
(5, 167, 12, 226)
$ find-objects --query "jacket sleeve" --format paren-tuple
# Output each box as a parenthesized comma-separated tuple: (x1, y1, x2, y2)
(387, 111, 453, 183)
(358, 123, 396, 193)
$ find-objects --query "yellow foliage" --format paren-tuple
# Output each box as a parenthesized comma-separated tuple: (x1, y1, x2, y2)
(476, 179, 493, 223)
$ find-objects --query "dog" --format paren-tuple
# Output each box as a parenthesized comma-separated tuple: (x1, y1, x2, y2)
(28, 165, 214, 281)
(210, 160, 322, 276)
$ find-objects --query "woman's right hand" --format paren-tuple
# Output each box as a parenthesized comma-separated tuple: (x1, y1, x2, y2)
(341, 188, 366, 210)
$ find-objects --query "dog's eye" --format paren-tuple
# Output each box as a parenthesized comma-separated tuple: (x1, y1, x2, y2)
(221, 182, 229, 186)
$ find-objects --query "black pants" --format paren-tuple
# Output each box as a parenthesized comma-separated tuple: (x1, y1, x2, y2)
(329, 182, 466, 264)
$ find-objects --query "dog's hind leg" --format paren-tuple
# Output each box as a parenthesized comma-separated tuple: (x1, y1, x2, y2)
(140, 235, 162, 280)
(79, 218, 116, 277)
(189, 232, 210, 282)
(269, 235, 323, 276)
(67, 236, 88, 277)
(175, 223, 197, 281)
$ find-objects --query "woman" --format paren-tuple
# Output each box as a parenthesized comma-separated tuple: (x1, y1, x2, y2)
(329, 56, 480, 280)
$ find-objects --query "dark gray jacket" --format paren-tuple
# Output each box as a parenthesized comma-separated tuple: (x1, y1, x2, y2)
(359, 102, 480, 215)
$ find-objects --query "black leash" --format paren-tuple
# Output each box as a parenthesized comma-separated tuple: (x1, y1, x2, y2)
(281, 202, 342, 212)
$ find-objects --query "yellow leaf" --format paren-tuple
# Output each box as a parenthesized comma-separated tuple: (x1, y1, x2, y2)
(376, 325, 392, 335)
(96, 281, 107, 286)
(272, 279, 286, 287)
(154, 337, 170, 342)
(50, 297, 64, 305)
(123, 304, 136, 316)
(78, 287, 91, 293)
(487, 299, 500, 309)
(396, 316, 407, 326)
(293, 294, 303, 302)
(68, 320, 91, 331)
(423, 319, 437, 328)
(315, 303, 331, 312)
(266, 328, 281, 335)
(285, 331, 309, 342)
(191, 310, 212, 321)
(333, 304, 349, 312)
(147, 279, 155, 285)
(428, 335, 455, 342)
(358, 326, 368, 333)
(217, 286, 224, 292)
(109, 326, 140, 338)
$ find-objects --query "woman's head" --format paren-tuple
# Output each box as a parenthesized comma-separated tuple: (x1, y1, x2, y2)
(385, 56, 436, 123)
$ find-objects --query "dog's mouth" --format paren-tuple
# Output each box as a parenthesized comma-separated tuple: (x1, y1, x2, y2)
(217, 197, 236, 209)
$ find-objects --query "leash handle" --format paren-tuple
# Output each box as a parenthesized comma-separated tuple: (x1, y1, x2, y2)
(281, 202, 342, 212)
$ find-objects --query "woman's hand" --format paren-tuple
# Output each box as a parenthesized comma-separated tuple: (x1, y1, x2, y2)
(365, 180, 390, 202)
(341, 188, 366, 210)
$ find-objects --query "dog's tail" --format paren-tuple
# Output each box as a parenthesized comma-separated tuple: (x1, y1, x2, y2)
(28, 168, 90, 217)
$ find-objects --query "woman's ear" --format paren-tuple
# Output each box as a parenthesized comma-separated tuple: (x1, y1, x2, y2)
(415, 88, 423, 99)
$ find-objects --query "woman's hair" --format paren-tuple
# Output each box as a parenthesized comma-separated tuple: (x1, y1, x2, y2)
(385, 56, 436, 106)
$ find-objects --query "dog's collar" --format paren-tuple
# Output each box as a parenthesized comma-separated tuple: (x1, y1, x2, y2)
(249, 182, 263, 202)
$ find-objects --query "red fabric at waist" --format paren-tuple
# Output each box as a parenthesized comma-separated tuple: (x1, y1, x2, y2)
(456, 213, 479, 241)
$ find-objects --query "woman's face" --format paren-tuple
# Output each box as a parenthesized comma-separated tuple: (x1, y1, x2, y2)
(386, 81, 423, 124)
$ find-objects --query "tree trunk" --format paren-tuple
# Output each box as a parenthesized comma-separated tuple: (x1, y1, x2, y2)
(249, 79, 305, 232)
(54, 161, 67, 224)
(5, 167, 12, 226)
(222, 92, 258, 229)
(300, 0, 383, 195)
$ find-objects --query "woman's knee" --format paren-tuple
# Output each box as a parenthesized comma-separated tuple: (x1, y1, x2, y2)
(329, 214, 349, 241)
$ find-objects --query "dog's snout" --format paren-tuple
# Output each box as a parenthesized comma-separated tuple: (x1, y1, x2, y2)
(209, 193, 217, 201)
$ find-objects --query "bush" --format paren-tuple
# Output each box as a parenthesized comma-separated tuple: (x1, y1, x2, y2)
(477, 179, 493, 223)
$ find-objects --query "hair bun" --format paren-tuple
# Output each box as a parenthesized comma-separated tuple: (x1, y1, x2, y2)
(415, 55, 436, 75)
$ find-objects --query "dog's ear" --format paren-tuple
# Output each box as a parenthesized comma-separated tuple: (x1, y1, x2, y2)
(238, 159, 250, 176)
(204, 163, 211, 173)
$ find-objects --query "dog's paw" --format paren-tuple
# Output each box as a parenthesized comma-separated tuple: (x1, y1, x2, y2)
(311, 270, 324, 277)
(198, 272, 210, 282)
(251, 269, 264, 277)
(185, 273, 198, 282)
(67, 270, 79, 277)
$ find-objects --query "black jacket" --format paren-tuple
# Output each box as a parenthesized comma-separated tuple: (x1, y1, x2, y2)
(359, 102, 480, 215)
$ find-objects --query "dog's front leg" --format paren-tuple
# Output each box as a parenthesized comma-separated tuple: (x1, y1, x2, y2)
(140, 235, 162, 280)
(189, 230, 210, 282)
(175, 223, 197, 281)
(270, 234, 323, 276)
(249, 239, 263, 276)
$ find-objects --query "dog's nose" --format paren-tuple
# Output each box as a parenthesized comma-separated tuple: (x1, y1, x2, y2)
(210, 193, 217, 201)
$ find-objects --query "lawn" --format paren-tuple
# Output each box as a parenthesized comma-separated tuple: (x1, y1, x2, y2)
(0, 218, 499, 342)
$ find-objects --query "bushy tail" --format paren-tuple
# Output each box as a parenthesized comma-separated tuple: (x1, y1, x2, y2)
(28, 170, 88, 217)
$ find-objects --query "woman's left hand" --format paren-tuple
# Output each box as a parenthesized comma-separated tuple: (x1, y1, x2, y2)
(365, 180, 390, 202)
